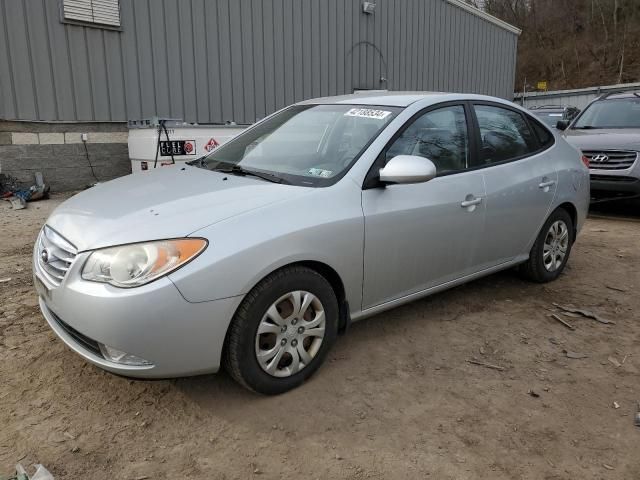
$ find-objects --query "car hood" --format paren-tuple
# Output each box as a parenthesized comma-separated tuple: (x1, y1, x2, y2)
(46, 165, 311, 251)
(563, 128, 640, 151)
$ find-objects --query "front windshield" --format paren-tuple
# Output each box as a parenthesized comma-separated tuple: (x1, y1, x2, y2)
(200, 104, 400, 186)
(533, 111, 564, 128)
(573, 98, 640, 129)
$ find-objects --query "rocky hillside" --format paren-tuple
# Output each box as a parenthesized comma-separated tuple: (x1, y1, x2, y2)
(469, 0, 640, 92)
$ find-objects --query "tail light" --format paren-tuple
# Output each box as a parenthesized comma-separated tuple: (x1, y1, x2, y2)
(581, 155, 590, 168)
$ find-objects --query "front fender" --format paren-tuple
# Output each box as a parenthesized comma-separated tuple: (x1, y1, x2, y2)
(168, 181, 365, 311)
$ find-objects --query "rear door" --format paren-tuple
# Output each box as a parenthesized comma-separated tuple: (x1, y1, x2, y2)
(361, 103, 486, 309)
(470, 103, 558, 269)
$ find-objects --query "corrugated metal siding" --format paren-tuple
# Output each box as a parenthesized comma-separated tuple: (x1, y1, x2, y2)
(0, 0, 519, 123)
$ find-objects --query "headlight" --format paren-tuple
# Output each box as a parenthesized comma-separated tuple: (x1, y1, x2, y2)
(82, 238, 207, 288)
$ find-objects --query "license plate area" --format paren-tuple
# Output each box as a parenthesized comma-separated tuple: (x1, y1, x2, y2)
(159, 140, 196, 156)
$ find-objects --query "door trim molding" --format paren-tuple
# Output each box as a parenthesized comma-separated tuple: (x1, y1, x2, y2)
(350, 255, 527, 322)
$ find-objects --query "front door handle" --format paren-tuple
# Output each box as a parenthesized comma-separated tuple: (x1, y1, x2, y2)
(460, 197, 482, 208)
(539, 180, 556, 189)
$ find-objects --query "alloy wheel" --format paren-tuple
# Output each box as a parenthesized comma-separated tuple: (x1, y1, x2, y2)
(543, 220, 569, 272)
(255, 290, 326, 378)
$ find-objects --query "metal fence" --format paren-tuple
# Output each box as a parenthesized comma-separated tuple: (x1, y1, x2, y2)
(514, 82, 640, 110)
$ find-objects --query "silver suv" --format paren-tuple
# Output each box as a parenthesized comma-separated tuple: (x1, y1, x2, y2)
(561, 91, 640, 198)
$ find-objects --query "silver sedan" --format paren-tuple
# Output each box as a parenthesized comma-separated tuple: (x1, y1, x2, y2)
(33, 93, 590, 394)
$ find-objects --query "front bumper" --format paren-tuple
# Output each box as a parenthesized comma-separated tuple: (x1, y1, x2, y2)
(590, 174, 640, 195)
(34, 250, 243, 379)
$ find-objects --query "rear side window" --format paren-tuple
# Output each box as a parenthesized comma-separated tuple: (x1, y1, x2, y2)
(474, 105, 537, 165)
(528, 116, 554, 148)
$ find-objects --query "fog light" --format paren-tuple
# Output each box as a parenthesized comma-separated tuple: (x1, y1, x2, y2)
(98, 343, 153, 366)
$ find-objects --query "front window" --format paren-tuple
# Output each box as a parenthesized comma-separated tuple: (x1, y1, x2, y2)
(200, 104, 400, 186)
(385, 105, 469, 175)
(573, 98, 640, 129)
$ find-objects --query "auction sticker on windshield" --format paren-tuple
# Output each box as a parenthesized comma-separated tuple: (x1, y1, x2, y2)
(344, 108, 392, 119)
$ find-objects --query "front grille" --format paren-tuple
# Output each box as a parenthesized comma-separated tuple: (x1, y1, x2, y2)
(49, 308, 102, 357)
(36, 226, 77, 287)
(583, 150, 637, 170)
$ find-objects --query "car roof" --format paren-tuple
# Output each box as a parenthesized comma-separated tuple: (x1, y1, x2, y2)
(598, 91, 640, 100)
(531, 108, 565, 113)
(530, 105, 570, 110)
(296, 91, 511, 108)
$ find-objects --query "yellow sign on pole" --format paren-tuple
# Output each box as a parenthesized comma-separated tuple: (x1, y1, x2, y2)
(537, 81, 548, 91)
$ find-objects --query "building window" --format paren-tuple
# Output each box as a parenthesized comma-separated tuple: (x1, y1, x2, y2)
(62, 0, 121, 28)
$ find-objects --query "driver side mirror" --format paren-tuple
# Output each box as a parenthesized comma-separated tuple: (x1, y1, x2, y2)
(379, 155, 437, 185)
(556, 120, 569, 131)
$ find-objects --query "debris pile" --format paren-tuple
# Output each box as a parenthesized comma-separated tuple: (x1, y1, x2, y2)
(552, 303, 614, 325)
(547, 302, 615, 330)
(1, 464, 53, 480)
(0, 172, 49, 210)
(545, 302, 640, 428)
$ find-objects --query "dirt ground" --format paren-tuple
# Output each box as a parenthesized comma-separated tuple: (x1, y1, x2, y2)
(1, 193, 639, 480)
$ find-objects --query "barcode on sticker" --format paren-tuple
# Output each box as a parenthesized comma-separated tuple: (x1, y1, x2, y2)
(344, 108, 392, 119)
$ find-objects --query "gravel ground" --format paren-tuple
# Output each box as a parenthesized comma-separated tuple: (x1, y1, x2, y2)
(1, 193, 639, 480)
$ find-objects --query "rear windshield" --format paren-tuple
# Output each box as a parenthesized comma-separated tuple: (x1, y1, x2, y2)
(573, 98, 640, 129)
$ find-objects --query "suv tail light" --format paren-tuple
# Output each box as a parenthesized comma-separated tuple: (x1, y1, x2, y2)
(581, 155, 590, 168)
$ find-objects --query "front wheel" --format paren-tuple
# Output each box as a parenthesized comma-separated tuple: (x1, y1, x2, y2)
(224, 266, 339, 394)
(519, 208, 574, 283)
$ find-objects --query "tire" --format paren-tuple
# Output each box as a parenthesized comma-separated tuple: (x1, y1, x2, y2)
(224, 266, 339, 395)
(520, 208, 574, 283)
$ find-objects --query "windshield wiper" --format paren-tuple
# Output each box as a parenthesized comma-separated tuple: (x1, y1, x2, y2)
(213, 163, 288, 184)
(574, 125, 597, 129)
(186, 156, 208, 167)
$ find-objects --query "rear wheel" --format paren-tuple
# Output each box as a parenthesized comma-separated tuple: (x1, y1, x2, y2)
(224, 266, 338, 394)
(520, 208, 574, 283)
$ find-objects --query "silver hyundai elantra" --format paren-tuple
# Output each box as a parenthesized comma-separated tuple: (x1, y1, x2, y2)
(33, 92, 589, 394)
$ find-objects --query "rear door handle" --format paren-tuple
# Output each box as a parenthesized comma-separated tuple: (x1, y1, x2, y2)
(539, 180, 556, 189)
(460, 197, 482, 208)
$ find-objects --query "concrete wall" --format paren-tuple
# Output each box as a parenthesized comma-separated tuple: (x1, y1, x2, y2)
(0, 0, 520, 124)
(0, 121, 129, 191)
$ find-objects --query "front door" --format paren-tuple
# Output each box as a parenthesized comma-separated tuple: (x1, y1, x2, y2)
(361, 104, 486, 310)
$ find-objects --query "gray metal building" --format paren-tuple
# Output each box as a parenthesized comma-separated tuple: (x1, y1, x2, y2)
(1, 0, 519, 124)
(0, 0, 519, 191)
